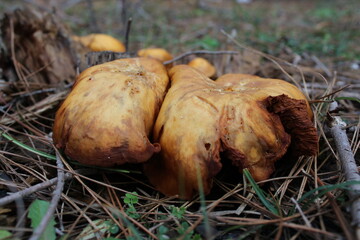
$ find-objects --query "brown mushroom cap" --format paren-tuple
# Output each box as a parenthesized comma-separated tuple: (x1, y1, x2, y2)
(144, 65, 317, 199)
(53, 57, 169, 166)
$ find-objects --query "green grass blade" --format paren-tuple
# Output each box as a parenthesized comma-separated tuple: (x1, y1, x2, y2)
(1, 132, 140, 174)
(334, 96, 360, 104)
(285, 180, 360, 216)
(195, 160, 211, 238)
(243, 169, 279, 216)
(1, 132, 56, 160)
(298, 180, 360, 205)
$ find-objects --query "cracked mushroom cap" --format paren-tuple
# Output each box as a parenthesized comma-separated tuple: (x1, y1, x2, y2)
(144, 65, 318, 199)
(53, 57, 169, 167)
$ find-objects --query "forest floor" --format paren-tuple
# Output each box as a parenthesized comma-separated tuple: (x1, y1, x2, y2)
(0, 0, 359, 239)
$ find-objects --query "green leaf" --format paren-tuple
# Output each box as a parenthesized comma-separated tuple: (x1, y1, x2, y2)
(78, 219, 113, 240)
(176, 222, 188, 235)
(170, 206, 186, 219)
(28, 199, 56, 240)
(157, 225, 170, 240)
(124, 192, 139, 205)
(243, 169, 279, 216)
(192, 234, 202, 240)
(158, 225, 168, 235)
(177, 222, 195, 240)
(0, 230, 12, 240)
(109, 224, 120, 234)
(125, 205, 140, 219)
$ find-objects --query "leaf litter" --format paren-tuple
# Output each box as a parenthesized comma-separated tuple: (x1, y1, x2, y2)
(0, 1, 359, 240)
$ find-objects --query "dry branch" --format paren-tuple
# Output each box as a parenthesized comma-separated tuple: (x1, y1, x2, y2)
(0, 172, 26, 238)
(328, 101, 360, 239)
(0, 172, 72, 207)
(163, 50, 239, 65)
(0, 91, 67, 125)
(29, 151, 65, 240)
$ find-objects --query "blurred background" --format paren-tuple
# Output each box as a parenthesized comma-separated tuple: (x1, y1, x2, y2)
(1, 0, 359, 64)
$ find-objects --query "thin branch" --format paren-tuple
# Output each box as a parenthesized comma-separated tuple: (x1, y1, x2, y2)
(28, 151, 65, 240)
(318, 84, 351, 100)
(124, 17, 132, 52)
(163, 50, 239, 65)
(0, 172, 72, 207)
(327, 101, 360, 239)
(0, 164, 98, 207)
(290, 197, 312, 227)
(0, 172, 26, 238)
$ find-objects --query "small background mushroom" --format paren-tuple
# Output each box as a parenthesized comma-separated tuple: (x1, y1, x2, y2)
(72, 33, 126, 52)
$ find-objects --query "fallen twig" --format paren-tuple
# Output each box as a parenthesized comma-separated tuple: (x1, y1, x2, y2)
(290, 197, 312, 228)
(28, 150, 66, 240)
(0, 172, 72, 207)
(0, 91, 67, 125)
(0, 172, 26, 239)
(124, 17, 132, 52)
(163, 50, 239, 65)
(327, 101, 360, 239)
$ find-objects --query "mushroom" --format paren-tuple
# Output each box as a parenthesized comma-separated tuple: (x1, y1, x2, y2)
(137, 48, 173, 62)
(188, 57, 216, 78)
(53, 57, 169, 166)
(144, 65, 318, 199)
(72, 34, 126, 52)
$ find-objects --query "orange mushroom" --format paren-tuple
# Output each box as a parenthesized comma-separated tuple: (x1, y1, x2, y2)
(73, 34, 126, 52)
(137, 48, 173, 62)
(188, 57, 216, 78)
(144, 65, 317, 199)
(53, 57, 169, 166)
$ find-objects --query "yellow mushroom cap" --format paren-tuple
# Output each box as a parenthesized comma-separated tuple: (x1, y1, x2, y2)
(187, 57, 216, 78)
(144, 65, 317, 199)
(53, 57, 169, 167)
(73, 34, 126, 52)
(137, 48, 173, 62)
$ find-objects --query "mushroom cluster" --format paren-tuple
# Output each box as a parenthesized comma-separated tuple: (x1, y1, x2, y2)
(53, 54, 317, 199)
